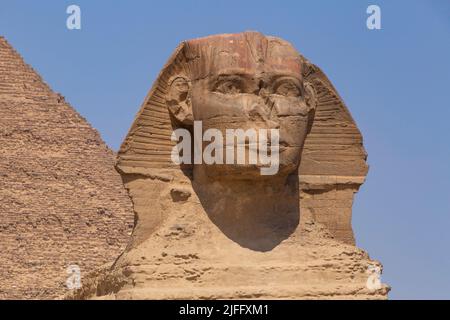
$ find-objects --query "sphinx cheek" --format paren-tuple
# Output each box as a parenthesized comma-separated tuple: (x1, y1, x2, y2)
(267, 96, 311, 149)
(277, 115, 310, 148)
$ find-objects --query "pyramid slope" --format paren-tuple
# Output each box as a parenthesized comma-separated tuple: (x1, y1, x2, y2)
(0, 36, 134, 299)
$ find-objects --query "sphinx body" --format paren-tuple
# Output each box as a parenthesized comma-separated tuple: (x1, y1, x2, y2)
(72, 32, 388, 299)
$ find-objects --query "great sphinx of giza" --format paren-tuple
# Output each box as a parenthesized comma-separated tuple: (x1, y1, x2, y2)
(73, 32, 389, 299)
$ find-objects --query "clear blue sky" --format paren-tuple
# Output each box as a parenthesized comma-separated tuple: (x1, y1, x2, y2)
(1, 0, 449, 299)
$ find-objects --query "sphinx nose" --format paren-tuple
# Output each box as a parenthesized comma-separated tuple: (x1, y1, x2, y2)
(247, 102, 270, 119)
(243, 90, 273, 118)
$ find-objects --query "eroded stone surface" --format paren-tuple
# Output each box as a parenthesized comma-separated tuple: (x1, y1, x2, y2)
(0, 36, 134, 299)
(71, 32, 388, 300)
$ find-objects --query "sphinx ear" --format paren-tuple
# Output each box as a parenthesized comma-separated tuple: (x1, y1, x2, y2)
(304, 81, 317, 111)
(304, 81, 317, 133)
(166, 75, 193, 126)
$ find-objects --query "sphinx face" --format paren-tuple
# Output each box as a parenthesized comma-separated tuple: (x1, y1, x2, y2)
(184, 35, 315, 180)
(165, 33, 316, 179)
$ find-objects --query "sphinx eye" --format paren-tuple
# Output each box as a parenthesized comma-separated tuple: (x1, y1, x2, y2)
(274, 80, 301, 97)
(214, 79, 243, 94)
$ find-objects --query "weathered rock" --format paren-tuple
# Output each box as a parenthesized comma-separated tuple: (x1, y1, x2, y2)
(72, 32, 388, 299)
(0, 36, 134, 299)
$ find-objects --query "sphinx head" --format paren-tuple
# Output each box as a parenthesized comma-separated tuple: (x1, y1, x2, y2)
(166, 32, 317, 180)
(116, 32, 368, 248)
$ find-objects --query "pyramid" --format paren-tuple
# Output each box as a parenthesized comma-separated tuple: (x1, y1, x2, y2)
(0, 36, 134, 299)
